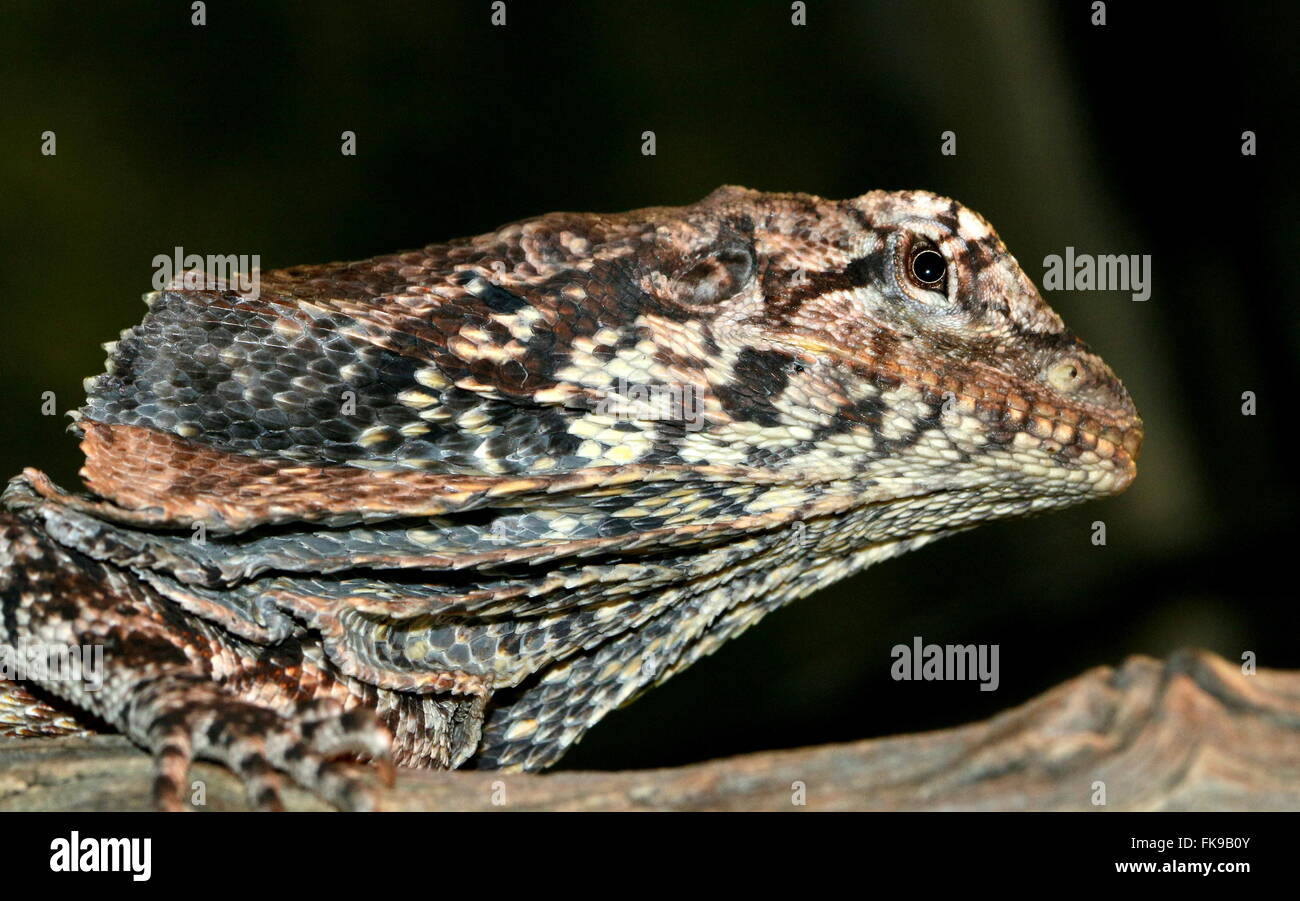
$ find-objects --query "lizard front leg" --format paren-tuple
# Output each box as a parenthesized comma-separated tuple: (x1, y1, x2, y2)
(0, 512, 395, 810)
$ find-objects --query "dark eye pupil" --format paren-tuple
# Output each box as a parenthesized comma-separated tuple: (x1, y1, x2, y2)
(911, 249, 946, 286)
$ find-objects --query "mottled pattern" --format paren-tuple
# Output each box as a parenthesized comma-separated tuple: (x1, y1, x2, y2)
(0, 186, 1141, 807)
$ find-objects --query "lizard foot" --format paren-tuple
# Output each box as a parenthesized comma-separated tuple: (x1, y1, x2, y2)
(132, 677, 394, 811)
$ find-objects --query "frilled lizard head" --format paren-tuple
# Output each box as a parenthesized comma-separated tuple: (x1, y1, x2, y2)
(626, 186, 1143, 528)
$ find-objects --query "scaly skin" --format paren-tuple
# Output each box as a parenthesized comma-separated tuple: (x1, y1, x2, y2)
(0, 187, 1142, 808)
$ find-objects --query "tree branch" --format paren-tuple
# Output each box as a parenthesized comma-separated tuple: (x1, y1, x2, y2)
(2, 649, 1296, 811)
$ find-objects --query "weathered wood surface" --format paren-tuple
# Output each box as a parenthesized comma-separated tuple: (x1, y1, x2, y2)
(2, 649, 1296, 811)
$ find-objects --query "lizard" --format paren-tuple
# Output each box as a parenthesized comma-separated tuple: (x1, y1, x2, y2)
(0, 186, 1143, 810)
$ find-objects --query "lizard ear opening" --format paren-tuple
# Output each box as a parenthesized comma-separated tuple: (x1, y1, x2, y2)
(673, 242, 756, 305)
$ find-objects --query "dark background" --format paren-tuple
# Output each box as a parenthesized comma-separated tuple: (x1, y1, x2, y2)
(0, 1, 1295, 771)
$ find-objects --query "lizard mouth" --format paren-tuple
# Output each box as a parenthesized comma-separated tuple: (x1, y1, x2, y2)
(772, 335, 1144, 471)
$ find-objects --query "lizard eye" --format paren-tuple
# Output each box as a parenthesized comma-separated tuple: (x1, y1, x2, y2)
(908, 248, 947, 290)
(1047, 358, 1086, 392)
